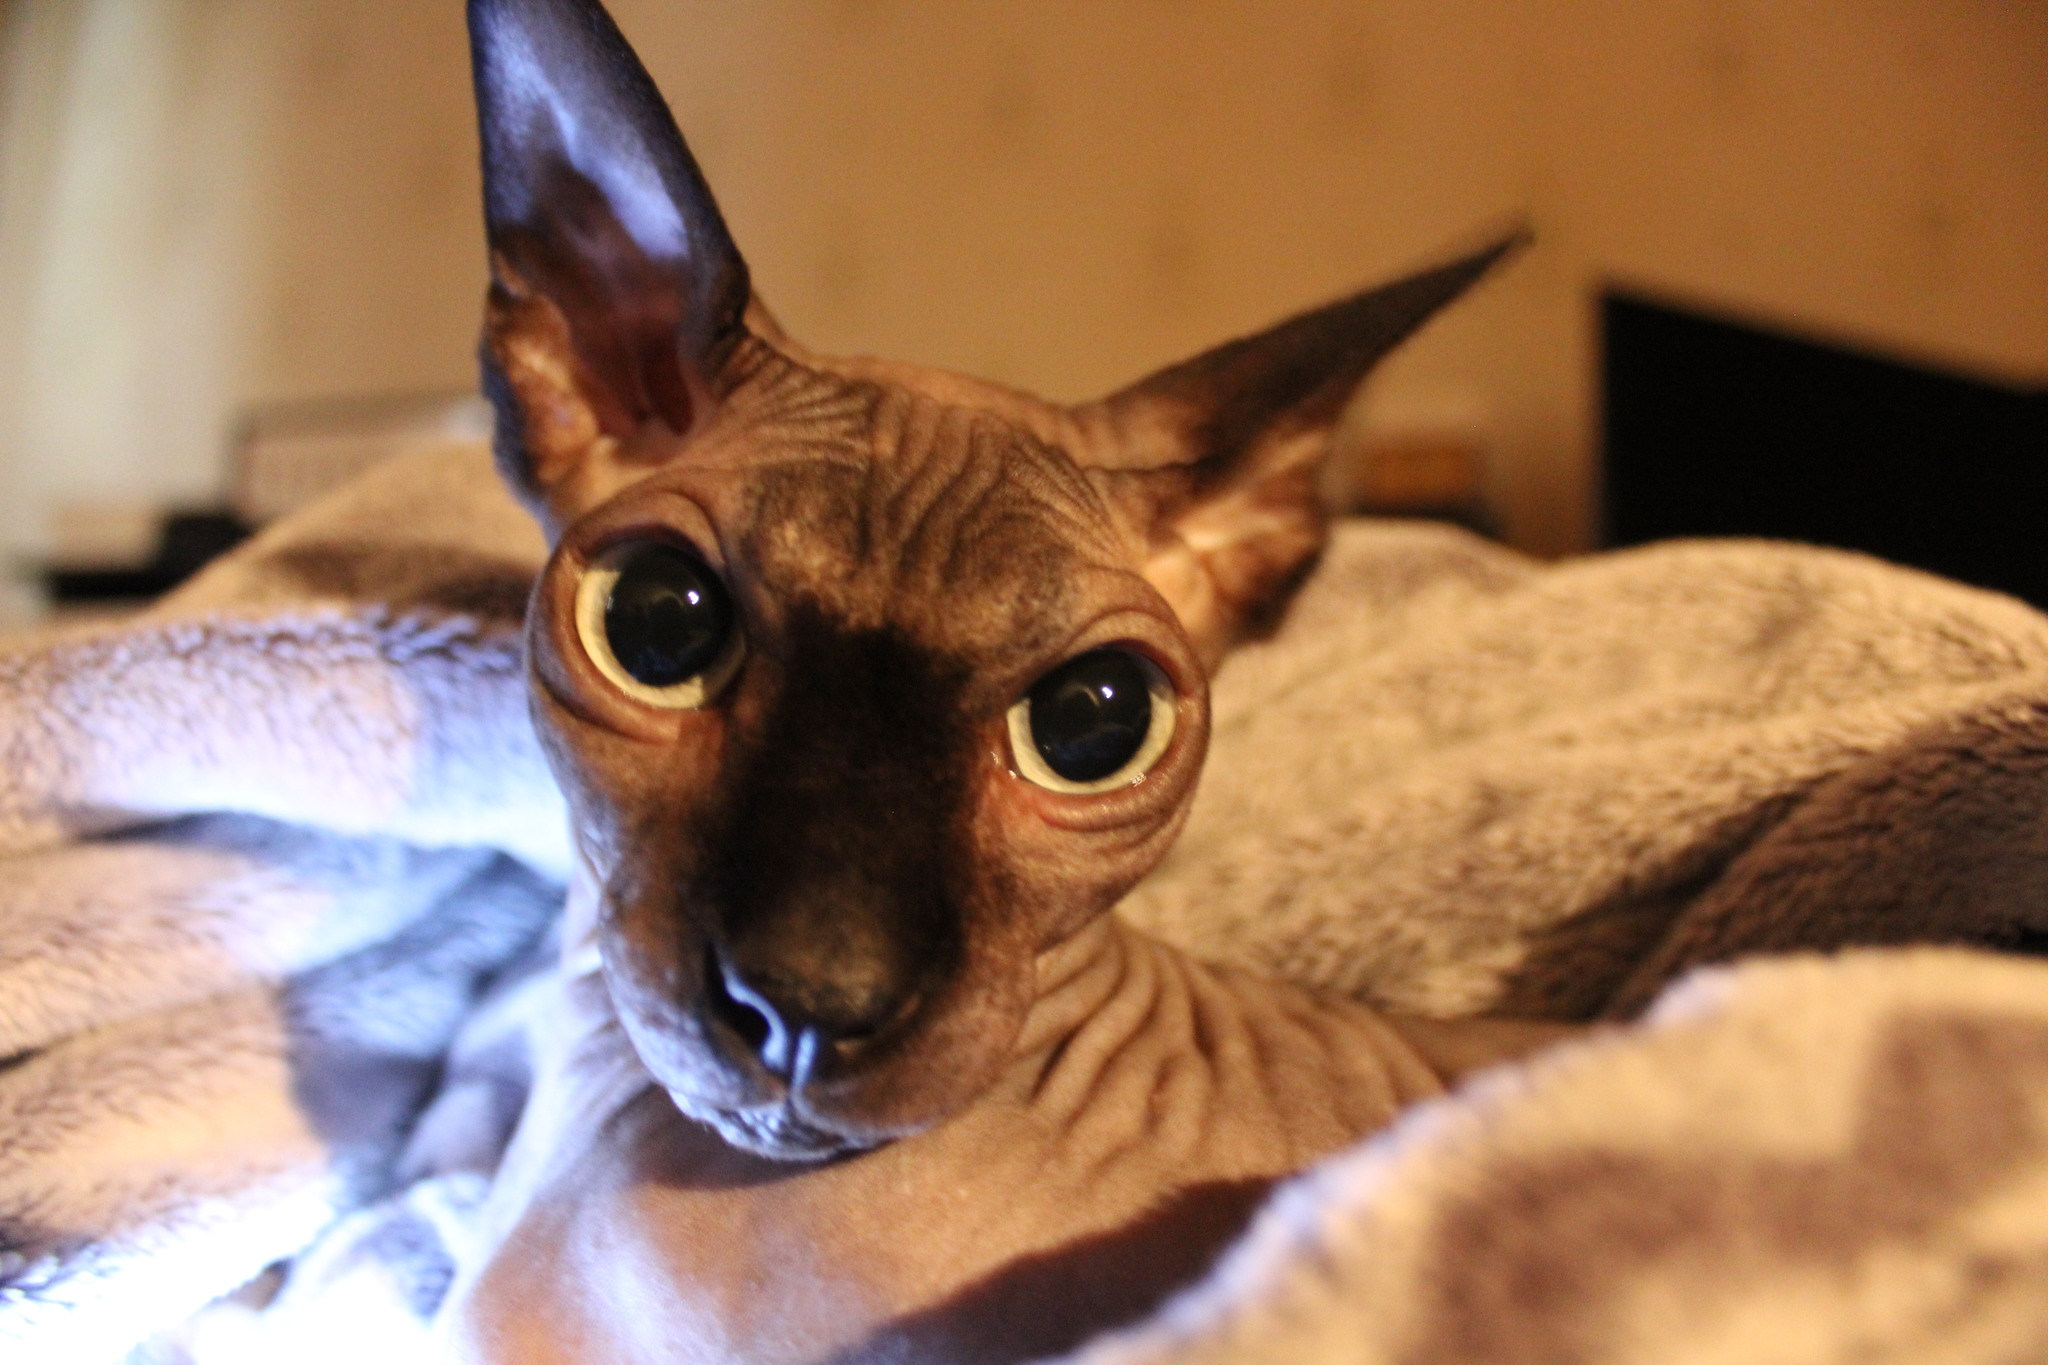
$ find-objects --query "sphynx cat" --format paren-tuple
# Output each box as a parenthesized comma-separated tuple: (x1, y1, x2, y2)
(442, 1, 1569, 1360)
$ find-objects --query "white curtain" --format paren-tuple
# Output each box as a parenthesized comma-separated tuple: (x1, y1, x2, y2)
(0, 0, 274, 611)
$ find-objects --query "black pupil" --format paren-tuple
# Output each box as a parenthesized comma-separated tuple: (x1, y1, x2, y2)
(1028, 649, 1154, 784)
(603, 546, 732, 688)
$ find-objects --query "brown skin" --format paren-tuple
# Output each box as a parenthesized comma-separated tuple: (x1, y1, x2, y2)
(447, 894, 1571, 1365)
(519, 332, 1224, 1156)
(451, 0, 1563, 1358)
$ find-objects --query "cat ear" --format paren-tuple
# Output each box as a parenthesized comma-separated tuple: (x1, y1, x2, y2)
(469, 0, 751, 525)
(1078, 233, 1525, 664)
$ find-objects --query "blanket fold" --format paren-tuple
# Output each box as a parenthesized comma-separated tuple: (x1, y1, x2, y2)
(1057, 947, 2048, 1365)
(1132, 528, 2048, 1019)
(2, 442, 2046, 1364)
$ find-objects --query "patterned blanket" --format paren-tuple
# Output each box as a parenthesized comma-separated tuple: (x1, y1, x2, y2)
(2, 444, 2045, 1363)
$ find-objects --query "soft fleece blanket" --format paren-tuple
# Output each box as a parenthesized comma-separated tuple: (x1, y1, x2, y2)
(3, 445, 2048, 1363)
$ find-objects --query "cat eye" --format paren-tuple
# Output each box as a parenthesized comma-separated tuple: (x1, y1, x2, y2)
(1007, 647, 1177, 794)
(575, 542, 743, 708)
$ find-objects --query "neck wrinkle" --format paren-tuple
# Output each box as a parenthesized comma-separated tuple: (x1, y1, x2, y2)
(1003, 919, 1232, 1142)
(999, 918, 1454, 1170)
(1008, 916, 1139, 1089)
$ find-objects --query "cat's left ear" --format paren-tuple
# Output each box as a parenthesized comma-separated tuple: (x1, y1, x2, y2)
(1076, 234, 1524, 665)
(469, 0, 753, 530)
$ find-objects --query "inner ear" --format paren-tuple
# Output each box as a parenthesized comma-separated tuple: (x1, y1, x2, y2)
(492, 160, 701, 442)
(470, 0, 755, 525)
(1077, 233, 1526, 663)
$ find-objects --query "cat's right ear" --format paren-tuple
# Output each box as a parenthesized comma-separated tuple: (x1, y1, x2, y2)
(1077, 234, 1523, 665)
(469, 0, 751, 531)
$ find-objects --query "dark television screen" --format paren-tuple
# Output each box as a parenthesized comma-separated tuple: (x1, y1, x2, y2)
(1602, 292, 2048, 607)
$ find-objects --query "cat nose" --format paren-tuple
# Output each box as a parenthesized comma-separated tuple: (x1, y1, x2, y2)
(703, 942, 912, 1080)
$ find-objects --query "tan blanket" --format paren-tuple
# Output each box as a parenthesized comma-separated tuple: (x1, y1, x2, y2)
(2, 444, 2046, 1363)
(1140, 520, 2048, 1017)
(1060, 947, 2048, 1365)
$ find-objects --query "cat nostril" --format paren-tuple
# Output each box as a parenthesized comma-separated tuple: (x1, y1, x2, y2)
(829, 1030, 878, 1065)
(703, 944, 774, 1056)
(702, 941, 923, 1078)
(831, 988, 920, 1053)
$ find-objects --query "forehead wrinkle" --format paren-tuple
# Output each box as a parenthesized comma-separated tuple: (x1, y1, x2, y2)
(870, 394, 1127, 577)
(856, 393, 1004, 554)
(727, 338, 875, 433)
(684, 344, 878, 483)
(889, 417, 1040, 593)
(862, 405, 1120, 658)
(728, 365, 1121, 565)
(740, 440, 1101, 660)
(871, 400, 984, 578)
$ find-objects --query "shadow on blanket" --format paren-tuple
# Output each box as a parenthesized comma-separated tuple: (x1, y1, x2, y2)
(4, 444, 2048, 1363)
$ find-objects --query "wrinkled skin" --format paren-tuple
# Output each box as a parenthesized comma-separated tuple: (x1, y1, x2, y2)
(442, 1, 1564, 1360)
(515, 340, 1227, 1158)
(446, 878, 1568, 1365)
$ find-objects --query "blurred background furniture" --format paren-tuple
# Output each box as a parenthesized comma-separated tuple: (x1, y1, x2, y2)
(1604, 294, 2048, 609)
(31, 391, 489, 617)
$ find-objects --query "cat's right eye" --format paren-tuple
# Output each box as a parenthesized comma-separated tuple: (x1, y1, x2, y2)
(1007, 647, 1177, 795)
(575, 542, 744, 709)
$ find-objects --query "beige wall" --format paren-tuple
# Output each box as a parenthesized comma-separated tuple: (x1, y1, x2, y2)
(2, 0, 2043, 566)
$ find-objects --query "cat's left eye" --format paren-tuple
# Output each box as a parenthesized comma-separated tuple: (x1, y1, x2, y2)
(575, 542, 744, 709)
(1007, 647, 1176, 794)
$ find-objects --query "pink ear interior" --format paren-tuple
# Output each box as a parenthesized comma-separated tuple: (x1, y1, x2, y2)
(1077, 233, 1526, 660)
(470, 0, 752, 490)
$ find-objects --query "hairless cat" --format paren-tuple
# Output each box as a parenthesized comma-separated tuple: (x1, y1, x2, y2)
(443, 2, 1570, 1360)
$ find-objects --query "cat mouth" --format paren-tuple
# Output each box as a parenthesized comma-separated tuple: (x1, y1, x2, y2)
(600, 938, 936, 1161)
(597, 908, 1023, 1162)
(689, 1091, 877, 1162)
